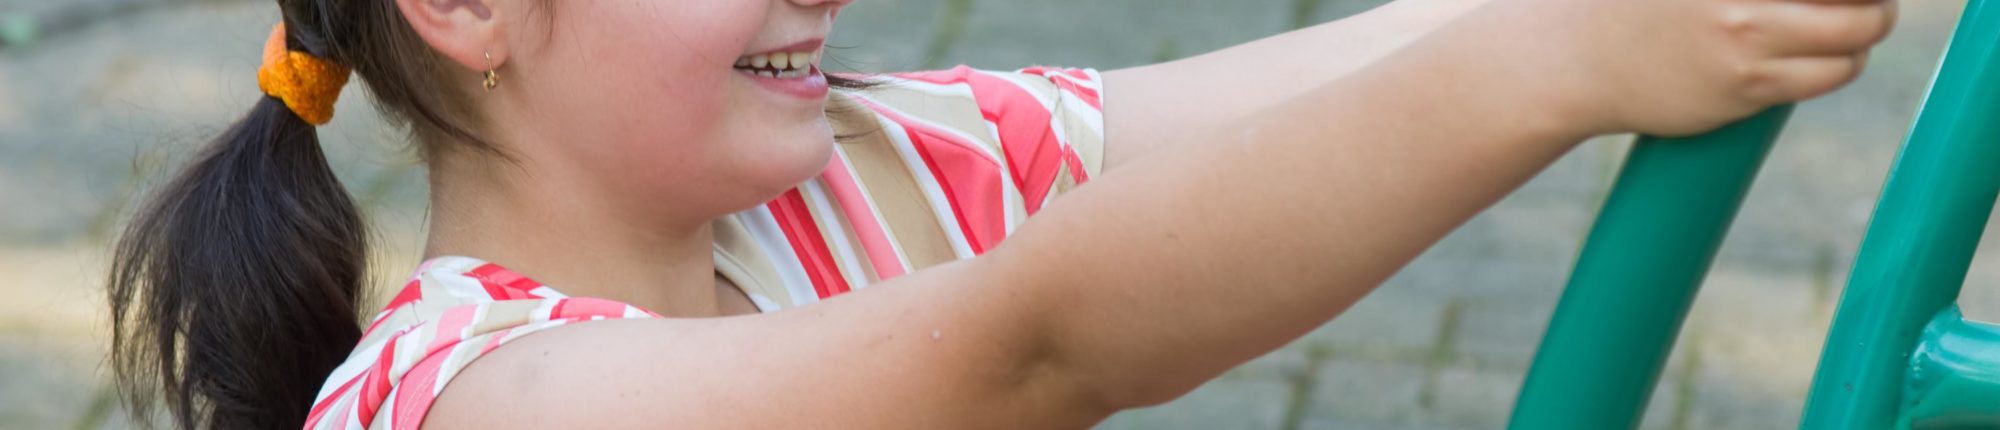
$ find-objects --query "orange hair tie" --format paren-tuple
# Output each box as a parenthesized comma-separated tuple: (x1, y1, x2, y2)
(257, 23, 350, 125)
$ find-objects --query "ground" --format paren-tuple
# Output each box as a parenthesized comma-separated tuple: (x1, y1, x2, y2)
(1, 0, 1993, 428)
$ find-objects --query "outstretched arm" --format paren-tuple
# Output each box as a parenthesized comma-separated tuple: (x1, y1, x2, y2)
(425, 0, 1892, 427)
(431, 37, 1582, 427)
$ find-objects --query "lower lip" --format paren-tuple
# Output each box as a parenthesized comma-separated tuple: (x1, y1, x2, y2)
(738, 67, 830, 100)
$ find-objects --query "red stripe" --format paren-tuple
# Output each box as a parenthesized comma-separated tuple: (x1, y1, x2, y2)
(553, 298, 637, 318)
(468, 263, 543, 300)
(1063, 141, 1091, 184)
(963, 70, 1069, 215)
(382, 280, 423, 310)
(304, 375, 361, 425)
(1019, 66, 1103, 110)
(908, 129, 997, 253)
(851, 97, 1005, 254)
(896, 66, 1081, 215)
(1007, 67, 1098, 184)
(354, 330, 409, 425)
(366, 280, 424, 334)
(474, 263, 544, 291)
(549, 299, 569, 320)
(480, 282, 511, 301)
(766, 190, 853, 298)
(391, 349, 452, 429)
(890, 66, 978, 86)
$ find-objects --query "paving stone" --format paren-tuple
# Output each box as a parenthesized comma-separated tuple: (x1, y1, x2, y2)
(1302, 419, 1481, 430)
(1445, 297, 1554, 367)
(1296, 289, 1447, 353)
(833, 0, 1310, 72)
(1962, 249, 2000, 321)
(1316, 366, 1683, 430)
(0, 335, 107, 429)
(938, 0, 1299, 71)
(0, 0, 419, 244)
(1638, 381, 1684, 430)
(1296, 420, 1488, 430)
(1683, 357, 1808, 430)
(1299, 0, 1407, 28)
(1412, 366, 1518, 429)
(1385, 256, 1571, 307)
(1095, 372, 1293, 430)
(1227, 345, 1316, 382)
(1303, 359, 1428, 426)
(1690, 266, 1832, 396)
(1423, 200, 1593, 268)
(1511, 136, 1628, 205)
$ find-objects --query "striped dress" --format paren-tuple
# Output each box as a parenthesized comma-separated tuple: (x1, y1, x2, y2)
(304, 66, 1106, 429)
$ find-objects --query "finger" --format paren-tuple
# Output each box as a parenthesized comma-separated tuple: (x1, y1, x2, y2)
(1736, 1, 1895, 56)
(1740, 55, 1864, 103)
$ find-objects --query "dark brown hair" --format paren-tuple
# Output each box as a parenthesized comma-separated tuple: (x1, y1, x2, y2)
(107, 1, 871, 428)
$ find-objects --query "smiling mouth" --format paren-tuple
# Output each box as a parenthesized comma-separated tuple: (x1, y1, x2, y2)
(733, 49, 821, 79)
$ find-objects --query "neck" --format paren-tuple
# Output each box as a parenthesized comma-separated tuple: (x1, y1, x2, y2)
(423, 150, 728, 318)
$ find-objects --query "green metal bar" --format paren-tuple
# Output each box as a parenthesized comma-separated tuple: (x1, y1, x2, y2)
(1508, 107, 1792, 430)
(1801, 1, 2000, 427)
(1901, 307, 2000, 429)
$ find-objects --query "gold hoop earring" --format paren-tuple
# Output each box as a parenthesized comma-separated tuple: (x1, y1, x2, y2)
(483, 51, 500, 91)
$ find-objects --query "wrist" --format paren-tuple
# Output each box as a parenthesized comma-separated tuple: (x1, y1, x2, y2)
(1377, 11, 1606, 149)
(1463, 0, 1624, 140)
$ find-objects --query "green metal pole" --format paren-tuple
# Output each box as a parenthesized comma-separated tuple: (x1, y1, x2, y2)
(1900, 307, 2000, 429)
(1801, 1, 2000, 428)
(1508, 107, 1791, 429)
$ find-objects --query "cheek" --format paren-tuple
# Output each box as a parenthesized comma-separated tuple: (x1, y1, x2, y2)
(526, 1, 834, 209)
(570, 2, 755, 130)
(536, 3, 765, 165)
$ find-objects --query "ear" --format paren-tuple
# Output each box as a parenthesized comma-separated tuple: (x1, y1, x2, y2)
(395, 0, 510, 73)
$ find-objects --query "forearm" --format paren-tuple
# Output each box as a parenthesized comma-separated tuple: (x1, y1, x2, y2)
(1101, 0, 1488, 171)
(1003, 6, 1593, 407)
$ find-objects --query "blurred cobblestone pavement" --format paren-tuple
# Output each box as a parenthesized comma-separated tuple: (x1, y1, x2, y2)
(4, 0, 1997, 428)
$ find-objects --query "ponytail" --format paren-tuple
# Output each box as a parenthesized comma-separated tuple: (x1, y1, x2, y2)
(107, 40, 368, 428)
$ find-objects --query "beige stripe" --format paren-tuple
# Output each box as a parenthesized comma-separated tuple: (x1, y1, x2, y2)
(482, 301, 546, 329)
(868, 84, 1005, 159)
(710, 216, 797, 309)
(827, 93, 959, 270)
(1052, 162, 1080, 198)
(874, 79, 1040, 239)
(1052, 99, 1106, 178)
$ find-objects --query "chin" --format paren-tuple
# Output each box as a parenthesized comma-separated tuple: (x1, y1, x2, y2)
(745, 134, 836, 195)
(781, 137, 837, 184)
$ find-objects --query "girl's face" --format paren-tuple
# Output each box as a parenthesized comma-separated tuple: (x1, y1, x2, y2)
(494, 0, 851, 219)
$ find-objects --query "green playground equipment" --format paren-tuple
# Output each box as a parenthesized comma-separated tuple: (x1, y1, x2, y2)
(1506, 1, 2000, 429)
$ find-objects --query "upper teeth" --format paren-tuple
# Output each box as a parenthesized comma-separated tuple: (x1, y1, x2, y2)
(735, 50, 819, 71)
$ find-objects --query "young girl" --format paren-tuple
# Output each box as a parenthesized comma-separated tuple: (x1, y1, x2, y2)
(107, 0, 1893, 428)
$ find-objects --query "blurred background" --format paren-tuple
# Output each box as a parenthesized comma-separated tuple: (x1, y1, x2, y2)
(1, 0, 1994, 428)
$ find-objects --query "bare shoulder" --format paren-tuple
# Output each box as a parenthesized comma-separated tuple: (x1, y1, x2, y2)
(423, 318, 744, 429)
(422, 261, 1113, 429)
